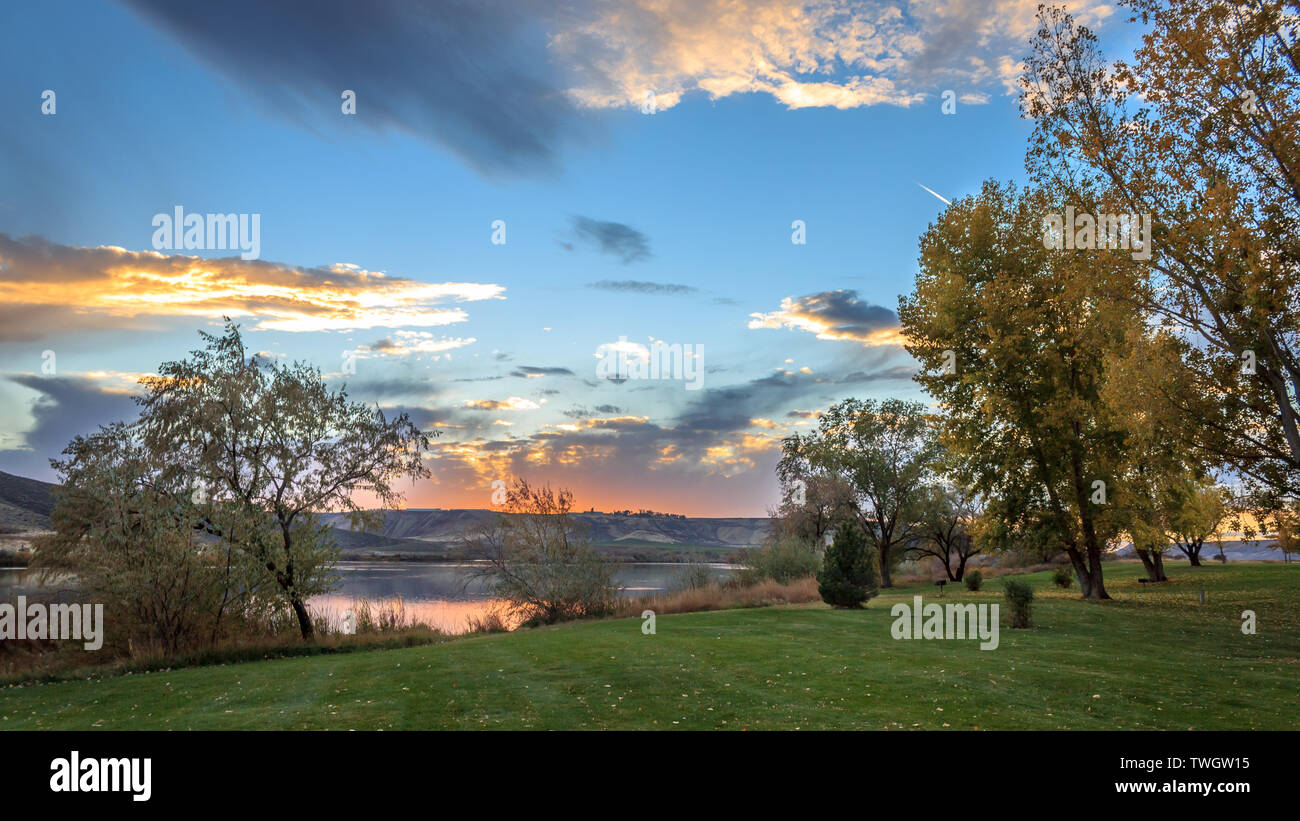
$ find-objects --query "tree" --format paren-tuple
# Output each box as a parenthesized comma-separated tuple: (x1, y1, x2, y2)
(1022, 2, 1300, 499)
(817, 521, 879, 608)
(1165, 478, 1231, 567)
(910, 482, 982, 581)
(1102, 323, 1230, 574)
(769, 468, 856, 547)
(779, 398, 939, 588)
(1269, 501, 1300, 563)
(898, 180, 1139, 599)
(35, 423, 251, 653)
(131, 320, 433, 639)
(466, 479, 619, 625)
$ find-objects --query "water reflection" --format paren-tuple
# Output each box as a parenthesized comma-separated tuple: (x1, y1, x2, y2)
(1, 562, 736, 637)
(312, 561, 735, 634)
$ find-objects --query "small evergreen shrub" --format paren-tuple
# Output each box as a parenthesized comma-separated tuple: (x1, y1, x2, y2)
(817, 523, 879, 608)
(1052, 566, 1074, 588)
(1003, 580, 1034, 628)
(964, 569, 983, 591)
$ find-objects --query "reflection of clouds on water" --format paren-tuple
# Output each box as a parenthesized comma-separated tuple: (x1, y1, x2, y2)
(313, 561, 737, 635)
(309, 594, 518, 635)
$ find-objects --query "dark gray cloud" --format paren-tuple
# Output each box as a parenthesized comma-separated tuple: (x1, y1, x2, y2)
(563, 403, 623, 419)
(121, 0, 589, 177)
(588, 280, 695, 295)
(338, 374, 438, 401)
(749, 289, 901, 344)
(510, 366, 575, 378)
(567, 216, 651, 263)
(0, 376, 140, 480)
(673, 371, 825, 434)
(671, 364, 913, 435)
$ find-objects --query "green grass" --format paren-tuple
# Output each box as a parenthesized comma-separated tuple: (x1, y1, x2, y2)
(3, 562, 1297, 730)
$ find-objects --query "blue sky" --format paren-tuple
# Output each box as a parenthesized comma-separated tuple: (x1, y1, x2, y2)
(0, 0, 1139, 514)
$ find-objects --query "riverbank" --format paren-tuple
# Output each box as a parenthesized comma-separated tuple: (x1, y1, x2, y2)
(4, 562, 1295, 730)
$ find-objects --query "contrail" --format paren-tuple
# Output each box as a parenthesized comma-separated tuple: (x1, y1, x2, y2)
(915, 182, 951, 206)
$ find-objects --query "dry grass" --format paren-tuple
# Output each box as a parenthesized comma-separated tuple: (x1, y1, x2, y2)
(615, 576, 821, 618)
(464, 605, 513, 634)
(891, 559, 1064, 587)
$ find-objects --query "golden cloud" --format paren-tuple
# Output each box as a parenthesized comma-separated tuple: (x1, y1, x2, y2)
(462, 397, 544, 411)
(748, 289, 903, 346)
(552, 0, 1116, 111)
(0, 234, 503, 340)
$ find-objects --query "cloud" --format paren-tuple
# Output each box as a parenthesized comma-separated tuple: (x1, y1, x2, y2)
(120, 0, 590, 177)
(0, 375, 140, 479)
(588, 280, 695, 295)
(337, 374, 440, 401)
(748, 289, 903, 346)
(422, 411, 785, 510)
(551, 0, 1117, 112)
(566, 217, 651, 263)
(115, 1, 1118, 182)
(354, 331, 476, 359)
(0, 233, 503, 340)
(462, 397, 544, 411)
(510, 366, 576, 378)
(563, 403, 624, 419)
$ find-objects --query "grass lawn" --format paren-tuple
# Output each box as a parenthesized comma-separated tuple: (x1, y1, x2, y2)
(3, 562, 1297, 730)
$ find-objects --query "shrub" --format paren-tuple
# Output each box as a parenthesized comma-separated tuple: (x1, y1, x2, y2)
(1052, 566, 1074, 588)
(964, 569, 983, 591)
(738, 536, 820, 585)
(465, 605, 512, 634)
(817, 523, 879, 608)
(672, 563, 715, 592)
(1003, 579, 1034, 628)
(466, 480, 620, 626)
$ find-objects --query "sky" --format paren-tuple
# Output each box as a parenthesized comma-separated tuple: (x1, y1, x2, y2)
(0, 0, 1139, 516)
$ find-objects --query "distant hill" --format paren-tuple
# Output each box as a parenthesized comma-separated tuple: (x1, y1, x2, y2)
(319, 509, 770, 560)
(0, 470, 766, 559)
(0, 470, 58, 533)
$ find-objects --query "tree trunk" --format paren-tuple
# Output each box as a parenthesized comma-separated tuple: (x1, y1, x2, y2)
(1135, 547, 1157, 579)
(1187, 539, 1202, 567)
(879, 543, 893, 588)
(1066, 547, 1093, 598)
(1065, 436, 1111, 600)
(1084, 542, 1110, 599)
(290, 594, 314, 640)
(1152, 551, 1167, 582)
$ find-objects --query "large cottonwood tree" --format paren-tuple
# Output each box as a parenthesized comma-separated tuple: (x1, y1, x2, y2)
(1022, 1, 1300, 499)
(898, 181, 1138, 600)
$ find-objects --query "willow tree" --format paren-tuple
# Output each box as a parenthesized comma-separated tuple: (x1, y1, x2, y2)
(898, 180, 1138, 600)
(36, 422, 246, 653)
(132, 320, 434, 639)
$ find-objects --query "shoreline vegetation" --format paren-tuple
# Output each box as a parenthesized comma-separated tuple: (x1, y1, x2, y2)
(0, 553, 1249, 688)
